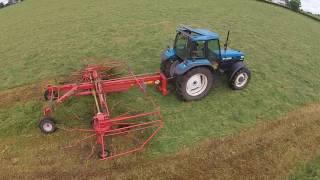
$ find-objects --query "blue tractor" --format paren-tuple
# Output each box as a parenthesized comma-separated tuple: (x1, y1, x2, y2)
(161, 25, 251, 101)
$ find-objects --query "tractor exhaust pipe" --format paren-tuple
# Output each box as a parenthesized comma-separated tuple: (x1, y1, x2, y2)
(224, 30, 230, 51)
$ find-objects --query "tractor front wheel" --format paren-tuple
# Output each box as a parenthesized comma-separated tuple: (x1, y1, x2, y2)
(230, 67, 251, 90)
(176, 67, 213, 101)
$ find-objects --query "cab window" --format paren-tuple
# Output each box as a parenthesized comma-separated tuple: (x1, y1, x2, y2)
(208, 40, 220, 61)
(175, 33, 189, 60)
(191, 41, 205, 59)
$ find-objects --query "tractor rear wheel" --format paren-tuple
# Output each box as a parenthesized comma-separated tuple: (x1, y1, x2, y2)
(230, 67, 251, 90)
(39, 117, 57, 134)
(176, 67, 213, 101)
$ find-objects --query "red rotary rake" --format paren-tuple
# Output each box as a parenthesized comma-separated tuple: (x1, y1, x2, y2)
(39, 63, 168, 160)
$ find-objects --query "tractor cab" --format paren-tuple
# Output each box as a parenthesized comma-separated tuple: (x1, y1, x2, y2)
(174, 26, 222, 62)
(167, 25, 245, 70)
(161, 25, 246, 77)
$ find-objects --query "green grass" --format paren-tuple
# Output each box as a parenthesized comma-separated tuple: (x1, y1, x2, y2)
(291, 156, 320, 180)
(0, 0, 320, 166)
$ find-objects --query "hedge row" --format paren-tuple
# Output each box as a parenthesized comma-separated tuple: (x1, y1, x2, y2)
(256, 0, 320, 22)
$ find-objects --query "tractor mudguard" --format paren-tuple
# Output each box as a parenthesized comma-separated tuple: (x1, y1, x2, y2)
(229, 61, 246, 80)
(174, 59, 213, 75)
(160, 48, 176, 62)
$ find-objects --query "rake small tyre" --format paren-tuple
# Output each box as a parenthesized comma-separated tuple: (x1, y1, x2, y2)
(44, 89, 58, 101)
(176, 67, 213, 101)
(39, 117, 57, 134)
(98, 149, 111, 159)
(230, 67, 251, 90)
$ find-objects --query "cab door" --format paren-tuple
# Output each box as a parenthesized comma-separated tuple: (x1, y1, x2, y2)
(207, 40, 221, 62)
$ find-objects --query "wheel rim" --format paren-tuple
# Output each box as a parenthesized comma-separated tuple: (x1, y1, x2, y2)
(186, 73, 208, 96)
(43, 122, 53, 132)
(235, 72, 248, 88)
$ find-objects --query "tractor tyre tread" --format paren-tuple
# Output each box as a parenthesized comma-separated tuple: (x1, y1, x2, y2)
(229, 67, 251, 90)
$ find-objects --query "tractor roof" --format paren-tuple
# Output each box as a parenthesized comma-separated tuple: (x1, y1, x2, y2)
(177, 25, 220, 41)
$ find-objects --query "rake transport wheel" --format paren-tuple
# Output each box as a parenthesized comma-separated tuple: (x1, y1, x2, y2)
(176, 67, 213, 101)
(230, 67, 251, 90)
(39, 117, 57, 134)
(98, 137, 112, 159)
(44, 89, 58, 101)
(98, 149, 111, 159)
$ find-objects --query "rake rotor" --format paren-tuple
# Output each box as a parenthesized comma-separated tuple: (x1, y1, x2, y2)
(39, 63, 168, 159)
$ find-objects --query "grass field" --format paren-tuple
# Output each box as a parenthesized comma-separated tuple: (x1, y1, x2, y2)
(0, 0, 320, 178)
